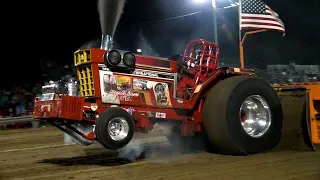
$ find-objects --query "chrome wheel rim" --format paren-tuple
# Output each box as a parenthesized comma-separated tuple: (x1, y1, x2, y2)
(107, 117, 129, 141)
(239, 95, 272, 138)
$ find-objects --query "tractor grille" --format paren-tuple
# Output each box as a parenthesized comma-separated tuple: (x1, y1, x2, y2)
(59, 96, 84, 120)
(77, 65, 94, 97)
(74, 49, 94, 97)
(74, 49, 91, 65)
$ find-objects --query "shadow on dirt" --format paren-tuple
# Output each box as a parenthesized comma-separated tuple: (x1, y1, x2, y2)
(39, 142, 187, 167)
(39, 149, 146, 166)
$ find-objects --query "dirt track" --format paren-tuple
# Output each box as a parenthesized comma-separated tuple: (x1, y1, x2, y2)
(0, 127, 319, 180)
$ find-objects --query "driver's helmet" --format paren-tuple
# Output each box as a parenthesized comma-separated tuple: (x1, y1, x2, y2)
(187, 47, 202, 68)
(195, 47, 211, 60)
(195, 48, 202, 60)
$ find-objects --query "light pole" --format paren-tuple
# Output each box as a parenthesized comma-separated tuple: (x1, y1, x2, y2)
(192, 0, 240, 45)
(211, 0, 218, 45)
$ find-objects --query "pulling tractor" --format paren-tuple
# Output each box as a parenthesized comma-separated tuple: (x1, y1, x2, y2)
(33, 0, 320, 155)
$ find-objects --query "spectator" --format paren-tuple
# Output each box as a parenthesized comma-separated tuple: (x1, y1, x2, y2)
(0, 85, 40, 118)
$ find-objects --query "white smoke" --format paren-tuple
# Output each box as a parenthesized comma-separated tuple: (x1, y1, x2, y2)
(117, 122, 207, 163)
(137, 29, 159, 57)
(118, 139, 147, 161)
(117, 124, 179, 162)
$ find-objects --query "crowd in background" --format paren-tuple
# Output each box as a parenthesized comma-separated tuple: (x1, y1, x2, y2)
(0, 84, 42, 118)
(258, 63, 319, 84)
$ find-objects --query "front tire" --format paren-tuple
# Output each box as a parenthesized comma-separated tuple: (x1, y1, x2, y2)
(95, 107, 134, 150)
(203, 76, 283, 155)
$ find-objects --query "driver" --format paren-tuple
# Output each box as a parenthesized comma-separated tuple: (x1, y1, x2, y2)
(184, 48, 202, 76)
(177, 46, 212, 98)
(177, 48, 203, 98)
(189, 49, 202, 68)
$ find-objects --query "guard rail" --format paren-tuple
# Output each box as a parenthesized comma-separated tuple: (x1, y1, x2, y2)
(0, 115, 36, 124)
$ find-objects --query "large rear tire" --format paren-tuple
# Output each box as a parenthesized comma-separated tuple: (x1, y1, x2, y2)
(95, 107, 134, 150)
(203, 76, 282, 155)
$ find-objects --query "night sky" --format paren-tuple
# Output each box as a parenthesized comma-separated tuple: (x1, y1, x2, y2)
(4, 0, 319, 86)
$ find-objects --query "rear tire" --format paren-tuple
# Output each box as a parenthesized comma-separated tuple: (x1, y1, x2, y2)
(95, 107, 134, 150)
(203, 76, 282, 155)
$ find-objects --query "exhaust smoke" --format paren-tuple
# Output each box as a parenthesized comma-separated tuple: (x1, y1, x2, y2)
(117, 124, 181, 163)
(118, 137, 180, 163)
(97, 0, 126, 50)
(117, 123, 207, 163)
(137, 30, 160, 56)
(118, 139, 147, 161)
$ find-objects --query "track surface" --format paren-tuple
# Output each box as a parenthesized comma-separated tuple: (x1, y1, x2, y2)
(0, 127, 319, 180)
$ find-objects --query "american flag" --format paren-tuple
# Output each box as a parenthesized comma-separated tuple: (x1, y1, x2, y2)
(240, 0, 285, 33)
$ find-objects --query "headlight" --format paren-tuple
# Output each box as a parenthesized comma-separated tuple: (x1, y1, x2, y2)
(106, 50, 121, 65)
(123, 52, 136, 68)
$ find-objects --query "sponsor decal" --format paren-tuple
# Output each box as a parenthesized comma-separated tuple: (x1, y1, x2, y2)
(109, 90, 139, 101)
(155, 112, 166, 118)
(133, 71, 158, 77)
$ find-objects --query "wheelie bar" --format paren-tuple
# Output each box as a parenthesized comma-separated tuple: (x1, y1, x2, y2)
(49, 120, 96, 143)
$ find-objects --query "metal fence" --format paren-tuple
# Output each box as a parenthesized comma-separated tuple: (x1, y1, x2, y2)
(0, 115, 36, 124)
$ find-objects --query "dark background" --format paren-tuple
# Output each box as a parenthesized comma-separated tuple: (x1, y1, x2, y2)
(3, 0, 319, 87)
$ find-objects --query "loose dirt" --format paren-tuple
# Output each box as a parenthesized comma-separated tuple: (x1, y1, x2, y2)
(0, 127, 319, 180)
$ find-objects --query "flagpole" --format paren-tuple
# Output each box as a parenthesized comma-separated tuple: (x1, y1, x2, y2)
(238, 0, 245, 68)
(238, 0, 267, 68)
(212, 0, 218, 45)
(238, 0, 284, 69)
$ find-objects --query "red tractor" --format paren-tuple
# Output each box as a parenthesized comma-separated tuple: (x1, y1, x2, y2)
(33, 0, 319, 155)
(33, 38, 286, 154)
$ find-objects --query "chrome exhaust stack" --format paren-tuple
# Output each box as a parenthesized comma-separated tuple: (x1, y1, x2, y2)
(98, 0, 126, 50)
(100, 35, 113, 51)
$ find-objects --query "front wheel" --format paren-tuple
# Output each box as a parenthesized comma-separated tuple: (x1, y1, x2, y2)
(203, 76, 283, 155)
(95, 107, 135, 150)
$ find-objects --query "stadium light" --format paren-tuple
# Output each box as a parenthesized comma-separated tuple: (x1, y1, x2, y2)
(191, 0, 239, 44)
(192, 0, 218, 44)
(212, 0, 216, 9)
(136, 49, 142, 53)
(193, 0, 239, 9)
(192, 0, 216, 8)
(192, 0, 207, 4)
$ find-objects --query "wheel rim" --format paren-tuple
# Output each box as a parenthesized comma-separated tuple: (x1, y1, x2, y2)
(239, 95, 272, 138)
(107, 117, 129, 141)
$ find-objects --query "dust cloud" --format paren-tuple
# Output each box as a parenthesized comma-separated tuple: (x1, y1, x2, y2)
(117, 123, 207, 163)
